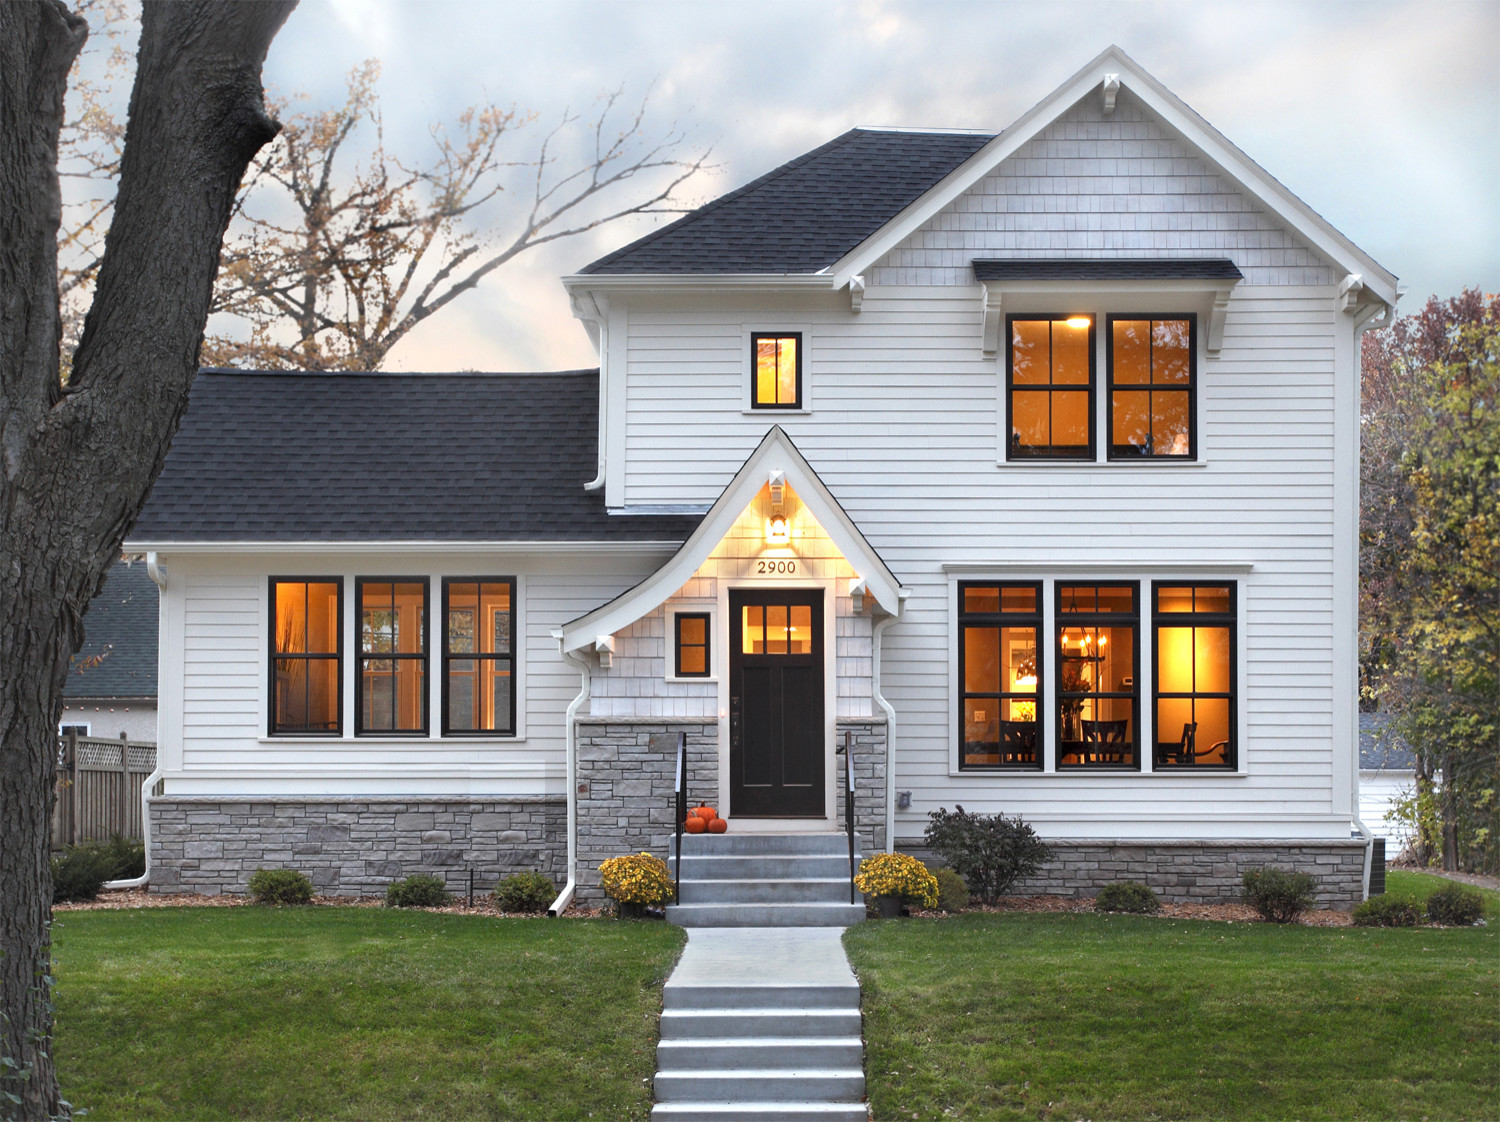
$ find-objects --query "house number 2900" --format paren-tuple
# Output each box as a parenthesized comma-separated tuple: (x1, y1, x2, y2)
(757, 560, 796, 574)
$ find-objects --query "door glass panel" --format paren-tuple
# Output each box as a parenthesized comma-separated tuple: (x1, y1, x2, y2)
(765, 604, 788, 655)
(742, 605, 764, 654)
(789, 604, 812, 654)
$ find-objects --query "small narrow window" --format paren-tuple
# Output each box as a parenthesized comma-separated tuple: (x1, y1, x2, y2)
(958, 582, 1042, 769)
(1153, 583, 1235, 768)
(674, 613, 711, 678)
(443, 579, 515, 736)
(356, 579, 428, 736)
(752, 333, 801, 409)
(270, 578, 342, 736)
(1108, 316, 1196, 458)
(1056, 583, 1138, 768)
(1008, 315, 1094, 459)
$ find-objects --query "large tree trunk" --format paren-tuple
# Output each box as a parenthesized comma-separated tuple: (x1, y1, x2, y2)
(0, 3, 293, 1116)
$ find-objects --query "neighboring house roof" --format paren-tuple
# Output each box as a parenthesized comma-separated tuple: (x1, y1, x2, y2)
(1359, 713, 1417, 771)
(129, 370, 703, 544)
(65, 559, 158, 701)
(578, 128, 994, 275)
(972, 259, 1244, 282)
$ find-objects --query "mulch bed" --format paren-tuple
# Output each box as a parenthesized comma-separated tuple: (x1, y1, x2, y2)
(905, 894, 1354, 926)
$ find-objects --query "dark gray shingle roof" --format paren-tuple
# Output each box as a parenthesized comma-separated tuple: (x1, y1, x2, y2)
(66, 559, 158, 701)
(131, 370, 703, 543)
(580, 128, 995, 275)
(972, 259, 1244, 281)
(1360, 713, 1417, 770)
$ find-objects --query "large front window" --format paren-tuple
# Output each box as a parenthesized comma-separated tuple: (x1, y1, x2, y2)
(1153, 583, 1235, 768)
(443, 579, 515, 735)
(1056, 583, 1138, 768)
(1007, 315, 1094, 459)
(959, 582, 1041, 769)
(357, 579, 428, 735)
(271, 579, 341, 735)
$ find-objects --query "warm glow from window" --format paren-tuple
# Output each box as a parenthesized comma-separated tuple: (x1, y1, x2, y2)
(1065, 316, 1092, 328)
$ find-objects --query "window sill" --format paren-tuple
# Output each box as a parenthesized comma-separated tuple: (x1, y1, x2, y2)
(742, 407, 811, 417)
(994, 458, 1208, 469)
(664, 676, 718, 685)
(949, 767, 1248, 778)
(260, 734, 526, 745)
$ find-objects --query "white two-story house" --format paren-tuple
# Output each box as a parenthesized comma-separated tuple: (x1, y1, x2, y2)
(128, 47, 1396, 907)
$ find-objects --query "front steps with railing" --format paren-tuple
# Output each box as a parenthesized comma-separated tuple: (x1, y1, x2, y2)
(665, 831, 867, 928)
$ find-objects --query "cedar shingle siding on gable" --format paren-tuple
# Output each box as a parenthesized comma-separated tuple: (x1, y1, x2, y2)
(579, 129, 993, 275)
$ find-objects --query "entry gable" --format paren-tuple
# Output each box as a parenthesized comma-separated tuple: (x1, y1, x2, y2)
(559, 427, 904, 652)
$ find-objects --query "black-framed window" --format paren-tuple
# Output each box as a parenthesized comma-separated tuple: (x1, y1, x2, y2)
(356, 579, 428, 736)
(674, 612, 711, 678)
(1007, 314, 1094, 460)
(270, 578, 342, 736)
(752, 332, 801, 409)
(1153, 583, 1236, 768)
(443, 579, 515, 736)
(1056, 583, 1138, 768)
(958, 582, 1042, 769)
(1108, 315, 1196, 459)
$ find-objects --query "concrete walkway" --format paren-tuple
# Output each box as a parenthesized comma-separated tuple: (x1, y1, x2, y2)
(669, 926, 858, 989)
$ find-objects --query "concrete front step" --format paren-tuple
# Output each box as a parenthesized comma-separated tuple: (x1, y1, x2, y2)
(651, 1102, 869, 1121)
(657, 1036, 864, 1071)
(671, 853, 857, 880)
(653, 1069, 865, 1103)
(660, 1007, 862, 1040)
(679, 877, 857, 905)
(672, 831, 856, 856)
(663, 981, 860, 1011)
(666, 902, 868, 928)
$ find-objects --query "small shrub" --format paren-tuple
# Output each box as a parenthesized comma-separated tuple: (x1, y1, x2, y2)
(1095, 881, 1160, 914)
(923, 806, 1053, 904)
(248, 867, 315, 906)
(1427, 884, 1485, 926)
(1242, 866, 1315, 923)
(493, 870, 555, 914)
(386, 873, 451, 908)
(51, 845, 116, 903)
(933, 866, 970, 913)
(100, 833, 146, 880)
(598, 852, 674, 907)
(854, 853, 939, 908)
(1353, 893, 1423, 927)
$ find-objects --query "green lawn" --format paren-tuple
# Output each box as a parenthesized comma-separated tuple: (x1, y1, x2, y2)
(51, 907, 685, 1121)
(846, 894, 1498, 1121)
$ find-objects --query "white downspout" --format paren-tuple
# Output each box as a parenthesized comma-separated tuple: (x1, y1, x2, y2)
(548, 634, 592, 915)
(874, 595, 905, 855)
(583, 304, 607, 491)
(105, 552, 166, 890)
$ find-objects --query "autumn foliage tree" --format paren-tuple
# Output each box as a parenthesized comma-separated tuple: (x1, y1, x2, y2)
(1360, 290, 1499, 873)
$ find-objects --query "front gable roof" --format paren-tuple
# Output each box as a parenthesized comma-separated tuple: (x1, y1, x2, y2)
(559, 426, 904, 653)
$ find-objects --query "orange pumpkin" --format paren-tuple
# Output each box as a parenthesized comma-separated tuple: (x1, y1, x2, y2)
(683, 815, 707, 833)
(707, 817, 728, 834)
(692, 805, 718, 822)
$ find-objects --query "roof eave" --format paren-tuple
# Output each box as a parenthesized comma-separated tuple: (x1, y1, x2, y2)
(123, 539, 689, 555)
(562, 273, 837, 294)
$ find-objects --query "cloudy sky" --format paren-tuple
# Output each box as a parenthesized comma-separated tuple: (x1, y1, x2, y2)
(111, 0, 1500, 371)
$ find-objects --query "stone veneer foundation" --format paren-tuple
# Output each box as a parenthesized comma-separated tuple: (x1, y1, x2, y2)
(149, 796, 564, 897)
(897, 837, 1369, 908)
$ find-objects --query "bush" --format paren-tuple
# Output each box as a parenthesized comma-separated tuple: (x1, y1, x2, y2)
(854, 853, 939, 908)
(923, 806, 1053, 903)
(248, 867, 315, 906)
(51, 844, 117, 903)
(99, 833, 145, 880)
(1095, 881, 1160, 914)
(386, 873, 451, 908)
(1241, 866, 1316, 923)
(1427, 884, 1485, 926)
(598, 852, 674, 907)
(493, 871, 556, 914)
(1353, 893, 1424, 927)
(933, 866, 970, 913)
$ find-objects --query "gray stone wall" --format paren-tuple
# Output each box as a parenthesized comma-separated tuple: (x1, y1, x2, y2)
(897, 837, 1369, 908)
(575, 718, 718, 906)
(835, 718, 888, 854)
(150, 797, 563, 897)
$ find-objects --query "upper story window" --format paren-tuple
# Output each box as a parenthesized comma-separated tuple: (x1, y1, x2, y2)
(443, 579, 515, 736)
(1007, 315, 1095, 460)
(1108, 316, 1196, 459)
(356, 579, 428, 736)
(1153, 583, 1235, 769)
(1056, 583, 1138, 768)
(674, 612, 711, 678)
(270, 578, 342, 736)
(958, 582, 1042, 770)
(752, 333, 801, 409)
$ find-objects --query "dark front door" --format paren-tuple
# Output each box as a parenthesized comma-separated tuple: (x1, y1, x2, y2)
(729, 588, 824, 817)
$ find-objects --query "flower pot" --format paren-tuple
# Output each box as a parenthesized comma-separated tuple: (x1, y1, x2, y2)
(875, 894, 903, 919)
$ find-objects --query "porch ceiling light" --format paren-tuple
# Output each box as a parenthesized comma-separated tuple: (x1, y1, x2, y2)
(766, 513, 789, 544)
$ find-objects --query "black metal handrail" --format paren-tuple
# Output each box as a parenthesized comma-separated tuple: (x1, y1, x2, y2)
(673, 730, 687, 903)
(838, 729, 856, 904)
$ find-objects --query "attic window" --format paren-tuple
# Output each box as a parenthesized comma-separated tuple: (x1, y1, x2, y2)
(752, 333, 801, 409)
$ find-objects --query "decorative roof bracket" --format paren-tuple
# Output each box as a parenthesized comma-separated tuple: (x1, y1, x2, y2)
(1338, 273, 1365, 314)
(1207, 286, 1234, 356)
(1101, 74, 1121, 115)
(848, 274, 865, 313)
(981, 287, 1003, 356)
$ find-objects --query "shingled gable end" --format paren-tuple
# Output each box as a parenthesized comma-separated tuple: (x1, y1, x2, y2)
(131, 46, 1393, 910)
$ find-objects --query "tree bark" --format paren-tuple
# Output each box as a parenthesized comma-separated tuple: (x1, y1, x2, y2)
(0, 3, 293, 1117)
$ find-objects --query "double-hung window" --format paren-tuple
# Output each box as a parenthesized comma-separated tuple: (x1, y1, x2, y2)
(1056, 583, 1138, 768)
(1007, 315, 1094, 459)
(356, 579, 428, 736)
(751, 333, 801, 409)
(674, 612, 711, 678)
(1153, 583, 1235, 768)
(1108, 316, 1196, 459)
(958, 582, 1042, 769)
(443, 579, 515, 736)
(270, 578, 342, 735)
